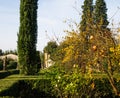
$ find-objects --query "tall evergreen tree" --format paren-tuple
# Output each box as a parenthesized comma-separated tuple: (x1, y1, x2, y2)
(18, 0, 38, 75)
(94, 0, 109, 29)
(79, 0, 93, 73)
(80, 0, 93, 50)
(80, 0, 93, 32)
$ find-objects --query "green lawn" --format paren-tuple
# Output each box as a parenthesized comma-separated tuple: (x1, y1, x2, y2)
(0, 77, 18, 92)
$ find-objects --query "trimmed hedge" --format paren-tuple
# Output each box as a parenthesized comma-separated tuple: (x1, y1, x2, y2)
(0, 79, 56, 98)
(0, 60, 3, 70)
(0, 70, 19, 79)
(0, 77, 120, 98)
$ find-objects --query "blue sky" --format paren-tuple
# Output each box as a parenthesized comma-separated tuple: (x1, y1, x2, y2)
(0, 0, 120, 51)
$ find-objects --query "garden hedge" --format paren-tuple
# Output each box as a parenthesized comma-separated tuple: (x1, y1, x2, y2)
(0, 77, 120, 98)
(0, 70, 19, 79)
(0, 79, 55, 98)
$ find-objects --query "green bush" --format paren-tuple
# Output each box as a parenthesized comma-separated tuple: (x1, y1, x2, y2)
(0, 60, 3, 70)
(0, 58, 18, 70)
(7, 61, 17, 70)
(51, 71, 119, 98)
(0, 75, 120, 98)
(0, 79, 56, 98)
(0, 70, 19, 79)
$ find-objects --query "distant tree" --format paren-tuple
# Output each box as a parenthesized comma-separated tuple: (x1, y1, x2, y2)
(18, 0, 38, 75)
(44, 41, 58, 54)
(44, 41, 58, 61)
(3, 50, 17, 55)
(94, 0, 109, 29)
(0, 49, 2, 56)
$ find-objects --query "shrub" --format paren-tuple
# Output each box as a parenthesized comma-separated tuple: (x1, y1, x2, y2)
(0, 79, 56, 98)
(0, 75, 120, 97)
(0, 60, 3, 70)
(51, 71, 119, 98)
(0, 70, 19, 79)
(7, 61, 17, 70)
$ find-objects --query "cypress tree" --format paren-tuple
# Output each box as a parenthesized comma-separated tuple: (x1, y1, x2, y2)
(80, 0, 93, 50)
(18, 0, 38, 75)
(79, 0, 93, 50)
(94, 0, 109, 29)
(80, 0, 93, 32)
(79, 0, 93, 73)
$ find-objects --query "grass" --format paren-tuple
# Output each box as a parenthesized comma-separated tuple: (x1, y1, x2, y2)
(0, 77, 18, 92)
